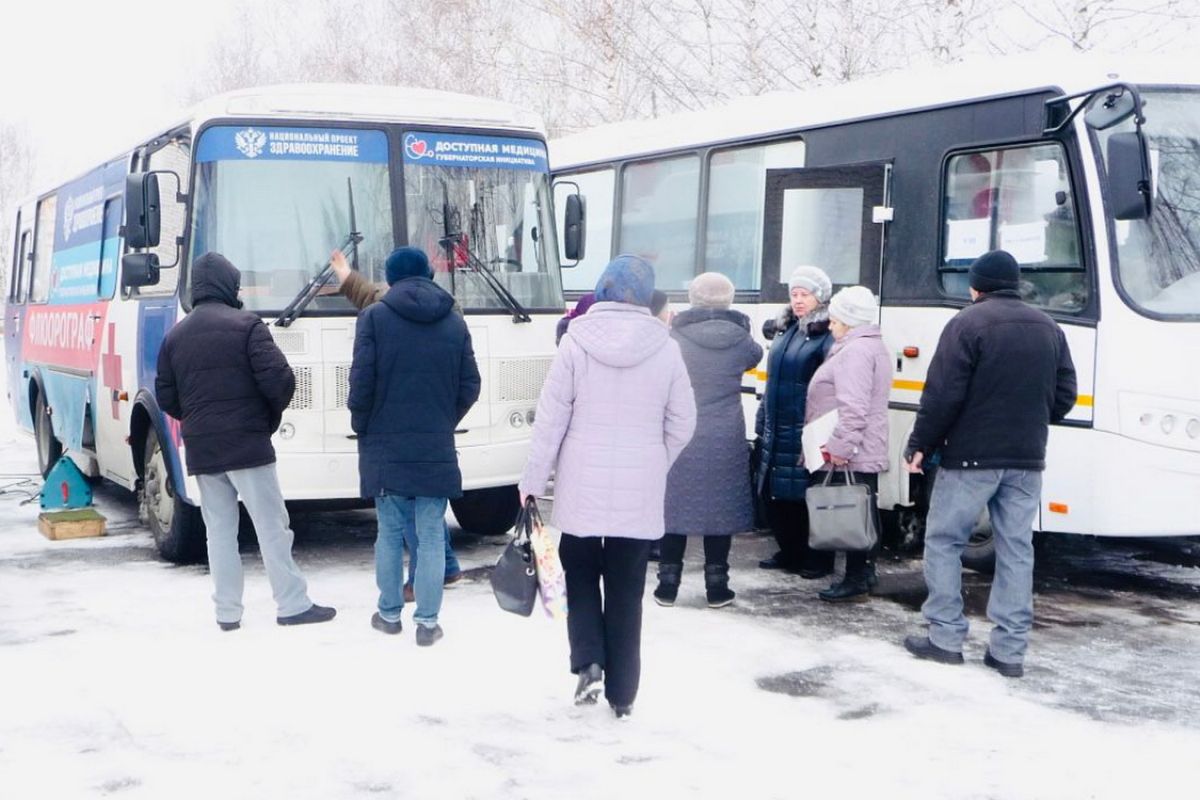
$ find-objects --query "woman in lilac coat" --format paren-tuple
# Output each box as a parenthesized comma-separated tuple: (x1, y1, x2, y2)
(804, 286, 891, 602)
(520, 255, 696, 719)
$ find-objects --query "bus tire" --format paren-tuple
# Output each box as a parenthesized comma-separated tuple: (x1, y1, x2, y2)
(34, 391, 63, 478)
(142, 427, 207, 564)
(451, 485, 520, 536)
(961, 519, 996, 574)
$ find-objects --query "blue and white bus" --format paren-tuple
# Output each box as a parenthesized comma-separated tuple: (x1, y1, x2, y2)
(6, 84, 568, 562)
(551, 55, 1200, 568)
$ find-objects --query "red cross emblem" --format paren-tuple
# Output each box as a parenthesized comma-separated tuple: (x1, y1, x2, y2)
(101, 322, 123, 420)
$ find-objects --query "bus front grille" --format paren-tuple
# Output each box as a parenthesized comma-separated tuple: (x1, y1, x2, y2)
(496, 358, 553, 403)
(289, 366, 313, 410)
(334, 364, 352, 408)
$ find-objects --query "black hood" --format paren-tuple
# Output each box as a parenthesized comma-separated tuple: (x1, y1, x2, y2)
(191, 252, 243, 308)
(672, 307, 751, 350)
(381, 277, 455, 323)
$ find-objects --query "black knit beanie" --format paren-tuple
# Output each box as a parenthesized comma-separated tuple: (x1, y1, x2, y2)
(968, 250, 1020, 293)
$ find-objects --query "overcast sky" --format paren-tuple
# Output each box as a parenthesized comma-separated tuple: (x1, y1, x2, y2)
(0, 0, 240, 186)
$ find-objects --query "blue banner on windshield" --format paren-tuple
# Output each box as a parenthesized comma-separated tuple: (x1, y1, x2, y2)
(402, 132, 548, 172)
(196, 126, 388, 164)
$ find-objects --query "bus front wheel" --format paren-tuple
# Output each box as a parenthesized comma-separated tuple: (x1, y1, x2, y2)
(451, 485, 520, 536)
(34, 392, 63, 478)
(142, 428, 206, 564)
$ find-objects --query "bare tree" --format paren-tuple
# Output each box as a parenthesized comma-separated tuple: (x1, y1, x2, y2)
(1001, 0, 1200, 52)
(0, 121, 36, 299)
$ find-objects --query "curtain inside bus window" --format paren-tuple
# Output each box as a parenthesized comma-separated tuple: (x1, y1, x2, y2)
(620, 155, 700, 291)
(941, 144, 1086, 312)
(706, 140, 805, 291)
(554, 168, 614, 293)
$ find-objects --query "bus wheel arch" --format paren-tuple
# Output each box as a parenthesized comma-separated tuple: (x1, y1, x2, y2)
(135, 410, 206, 564)
(30, 376, 62, 478)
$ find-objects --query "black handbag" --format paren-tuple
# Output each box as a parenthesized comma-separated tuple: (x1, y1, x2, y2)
(490, 500, 539, 616)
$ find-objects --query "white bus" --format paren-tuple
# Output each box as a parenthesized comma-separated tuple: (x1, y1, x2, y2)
(550, 55, 1200, 568)
(6, 85, 570, 562)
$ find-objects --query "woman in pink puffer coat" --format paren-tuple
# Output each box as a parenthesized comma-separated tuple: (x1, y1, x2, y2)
(520, 254, 696, 719)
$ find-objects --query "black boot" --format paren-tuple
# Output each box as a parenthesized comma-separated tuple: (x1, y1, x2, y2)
(818, 565, 875, 603)
(653, 563, 682, 607)
(704, 564, 735, 609)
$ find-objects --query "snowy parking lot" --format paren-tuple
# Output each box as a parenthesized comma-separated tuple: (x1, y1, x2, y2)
(2, 417, 1199, 799)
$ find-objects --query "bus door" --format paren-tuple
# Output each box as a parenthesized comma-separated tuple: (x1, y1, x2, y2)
(6, 210, 33, 422)
(760, 163, 889, 301)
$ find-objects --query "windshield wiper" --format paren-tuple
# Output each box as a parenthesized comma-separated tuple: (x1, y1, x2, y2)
(275, 178, 364, 328)
(439, 181, 532, 323)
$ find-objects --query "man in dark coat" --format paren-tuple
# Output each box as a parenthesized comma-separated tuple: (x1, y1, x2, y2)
(348, 246, 481, 646)
(156, 252, 335, 631)
(902, 250, 1077, 678)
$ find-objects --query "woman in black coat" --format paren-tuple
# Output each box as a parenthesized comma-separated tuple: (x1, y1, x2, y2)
(754, 265, 835, 577)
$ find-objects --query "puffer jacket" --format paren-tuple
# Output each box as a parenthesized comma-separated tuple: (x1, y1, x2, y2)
(348, 277, 481, 499)
(519, 301, 697, 539)
(155, 253, 295, 476)
(754, 308, 833, 501)
(804, 324, 891, 473)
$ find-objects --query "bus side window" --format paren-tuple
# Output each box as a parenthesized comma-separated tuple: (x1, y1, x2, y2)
(98, 199, 121, 298)
(135, 138, 191, 297)
(940, 143, 1088, 314)
(619, 155, 700, 292)
(15, 230, 31, 302)
(29, 196, 57, 304)
(555, 168, 615, 293)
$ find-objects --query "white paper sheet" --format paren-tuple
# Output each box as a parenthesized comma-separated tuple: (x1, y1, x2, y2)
(801, 409, 839, 471)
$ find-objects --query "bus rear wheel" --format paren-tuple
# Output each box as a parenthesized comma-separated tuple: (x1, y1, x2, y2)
(451, 485, 520, 536)
(34, 392, 63, 478)
(142, 428, 207, 564)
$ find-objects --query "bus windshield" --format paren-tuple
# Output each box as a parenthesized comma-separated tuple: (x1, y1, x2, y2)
(401, 131, 564, 312)
(1101, 90, 1200, 318)
(190, 125, 393, 313)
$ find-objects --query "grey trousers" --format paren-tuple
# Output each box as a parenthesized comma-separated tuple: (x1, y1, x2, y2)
(921, 467, 1042, 664)
(196, 463, 313, 623)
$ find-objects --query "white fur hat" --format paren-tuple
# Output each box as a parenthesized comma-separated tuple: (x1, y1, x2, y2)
(688, 272, 736, 309)
(787, 265, 833, 303)
(828, 286, 879, 328)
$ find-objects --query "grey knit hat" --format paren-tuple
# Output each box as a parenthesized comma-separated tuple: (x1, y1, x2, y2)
(688, 272, 736, 309)
(787, 265, 833, 303)
(828, 286, 879, 328)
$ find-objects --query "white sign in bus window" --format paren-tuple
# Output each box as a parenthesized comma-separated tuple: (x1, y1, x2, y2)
(778, 187, 862, 286)
(944, 218, 990, 262)
(999, 221, 1048, 264)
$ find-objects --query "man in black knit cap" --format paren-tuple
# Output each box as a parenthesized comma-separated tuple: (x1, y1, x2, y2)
(900, 250, 1077, 678)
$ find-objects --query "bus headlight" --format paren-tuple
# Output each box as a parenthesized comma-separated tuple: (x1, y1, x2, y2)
(526, 410, 536, 426)
(508, 411, 525, 428)
(1160, 414, 1176, 434)
(1188, 419, 1200, 439)
(279, 423, 296, 440)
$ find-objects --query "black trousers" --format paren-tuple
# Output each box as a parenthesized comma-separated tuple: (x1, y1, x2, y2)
(659, 533, 731, 567)
(808, 470, 881, 576)
(558, 534, 652, 708)
(765, 498, 834, 571)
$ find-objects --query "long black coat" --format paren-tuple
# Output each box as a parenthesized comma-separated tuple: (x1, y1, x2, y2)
(754, 309, 832, 501)
(664, 308, 763, 535)
(155, 253, 295, 476)
(348, 277, 481, 499)
(907, 290, 1077, 470)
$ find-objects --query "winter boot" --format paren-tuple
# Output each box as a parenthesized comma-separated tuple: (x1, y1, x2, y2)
(653, 563, 683, 607)
(817, 566, 875, 603)
(574, 664, 604, 705)
(704, 563, 736, 609)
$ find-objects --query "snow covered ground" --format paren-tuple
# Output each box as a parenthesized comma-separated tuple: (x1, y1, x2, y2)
(2, 380, 1199, 798)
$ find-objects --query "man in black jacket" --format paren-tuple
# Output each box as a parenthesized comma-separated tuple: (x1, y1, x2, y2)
(901, 250, 1076, 677)
(156, 252, 335, 631)
(348, 247, 480, 646)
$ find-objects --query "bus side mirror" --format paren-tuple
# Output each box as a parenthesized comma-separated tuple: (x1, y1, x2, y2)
(1107, 132, 1153, 220)
(121, 253, 160, 289)
(562, 193, 586, 264)
(124, 173, 162, 249)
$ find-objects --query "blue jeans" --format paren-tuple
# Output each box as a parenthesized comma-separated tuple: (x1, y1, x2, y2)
(375, 495, 447, 628)
(405, 520, 460, 586)
(921, 468, 1042, 664)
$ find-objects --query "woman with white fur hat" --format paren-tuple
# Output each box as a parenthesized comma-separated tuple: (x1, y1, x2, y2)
(804, 285, 891, 602)
(754, 265, 837, 577)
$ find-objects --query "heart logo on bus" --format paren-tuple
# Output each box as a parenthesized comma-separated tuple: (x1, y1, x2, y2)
(405, 134, 432, 160)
